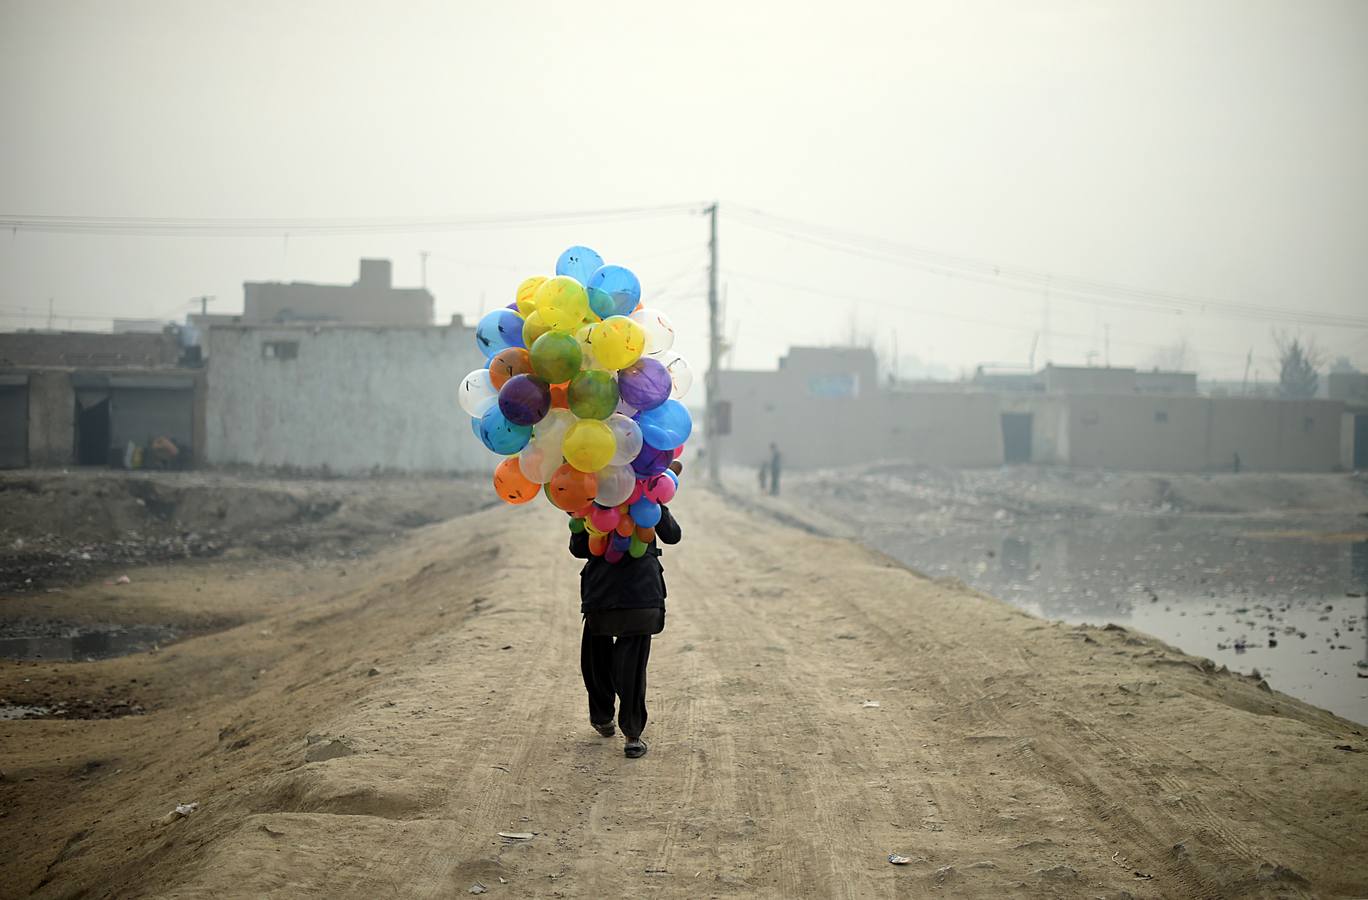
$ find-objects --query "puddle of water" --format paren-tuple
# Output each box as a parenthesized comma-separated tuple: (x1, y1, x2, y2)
(868, 516, 1368, 725)
(0, 623, 179, 661)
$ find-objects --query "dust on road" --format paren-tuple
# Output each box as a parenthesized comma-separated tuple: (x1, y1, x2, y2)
(2, 486, 1366, 898)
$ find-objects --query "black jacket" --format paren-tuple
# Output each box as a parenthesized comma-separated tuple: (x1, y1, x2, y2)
(569, 506, 681, 614)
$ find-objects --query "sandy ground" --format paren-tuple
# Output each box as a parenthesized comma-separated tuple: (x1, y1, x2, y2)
(2, 486, 1367, 898)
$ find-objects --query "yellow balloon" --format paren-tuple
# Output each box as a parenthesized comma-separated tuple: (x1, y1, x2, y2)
(534, 276, 590, 333)
(515, 276, 546, 317)
(562, 419, 615, 473)
(590, 315, 646, 370)
(522, 309, 552, 348)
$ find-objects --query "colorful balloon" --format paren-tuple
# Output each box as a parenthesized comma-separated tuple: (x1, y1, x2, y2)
(563, 418, 615, 472)
(628, 534, 648, 559)
(588, 532, 609, 556)
(522, 309, 552, 348)
(458, 368, 498, 417)
(629, 496, 662, 528)
(477, 405, 533, 455)
(643, 471, 677, 503)
(548, 463, 597, 511)
(497, 374, 551, 427)
(489, 347, 533, 390)
(631, 442, 673, 477)
(493, 457, 539, 505)
(590, 315, 647, 370)
(617, 357, 672, 411)
(568, 516, 587, 533)
(476, 309, 524, 358)
(637, 399, 692, 449)
(515, 276, 546, 317)
(534, 276, 590, 332)
(606, 413, 644, 466)
(567, 369, 620, 420)
(588, 504, 621, 533)
(518, 439, 561, 483)
(631, 308, 675, 356)
(594, 464, 637, 507)
(556, 246, 604, 285)
(530, 331, 583, 384)
(587, 265, 642, 317)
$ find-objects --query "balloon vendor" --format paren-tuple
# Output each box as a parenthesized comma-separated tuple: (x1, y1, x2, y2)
(457, 244, 695, 759)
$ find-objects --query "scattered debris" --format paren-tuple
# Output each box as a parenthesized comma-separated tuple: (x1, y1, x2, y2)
(156, 801, 199, 826)
(861, 700, 881, 708)
(468, 883, 487, 895)
(888, 854, 911, 865)
(105, 575, 132, 585)
(498, 831, 535, 841)
(304, 734, 357, 762)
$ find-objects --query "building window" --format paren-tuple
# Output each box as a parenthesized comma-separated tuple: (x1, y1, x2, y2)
(1154, 410, 1169, 423)
(263, 341, 299, 360)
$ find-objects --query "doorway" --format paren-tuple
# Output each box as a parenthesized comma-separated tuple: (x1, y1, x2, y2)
(1001, 413, 1033, 464)
(76, 394, 111, 465)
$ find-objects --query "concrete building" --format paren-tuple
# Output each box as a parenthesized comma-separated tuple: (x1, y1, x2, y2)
(205, 322, 487, 474)
(1328, 371, 1368, 469)
(718, 347, 1345, 473)
(0, 331, 202, 469)
(243, 259, 432, 326)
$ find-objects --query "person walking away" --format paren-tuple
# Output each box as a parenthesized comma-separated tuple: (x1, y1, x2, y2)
(769, 442, 782, 496)
(758, 460, 769, 493)
(569, 488, 682, 758)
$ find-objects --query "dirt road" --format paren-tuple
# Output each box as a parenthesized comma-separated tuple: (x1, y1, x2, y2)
(3, 488, 1366, 898)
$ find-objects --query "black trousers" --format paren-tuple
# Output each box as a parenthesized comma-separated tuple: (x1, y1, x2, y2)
(580, 620, 653, 740)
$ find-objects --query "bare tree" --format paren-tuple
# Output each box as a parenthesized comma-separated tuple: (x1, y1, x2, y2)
(1145, 337, 1198, 372)
(1272, 330, 1324, 399)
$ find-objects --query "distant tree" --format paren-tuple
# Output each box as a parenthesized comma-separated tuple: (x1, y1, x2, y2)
(1329, 355, 1359, 375)
(1273, 331, 1324, 399)
(1146, 338, 1197, 373)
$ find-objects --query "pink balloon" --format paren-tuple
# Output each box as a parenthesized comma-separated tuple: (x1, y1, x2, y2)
(645, 473, 677, 503)
(627, 482, 645, 505)
(672, 445, 685, 459)
(588, 504, 621, 533)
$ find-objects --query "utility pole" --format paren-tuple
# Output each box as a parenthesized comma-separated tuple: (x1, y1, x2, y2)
(420, 251, 430, 289)
(46, 297, 54, 331)
(706, 202, 721, 485)
(192, 295, 215, 316)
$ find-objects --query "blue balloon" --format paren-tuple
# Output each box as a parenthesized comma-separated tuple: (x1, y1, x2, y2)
(629, 496, 662, 528)
(586, 265, 641, 317)
(635, 399, 692, 449)
(587, 287, 617, 320)
(477, 405, 532, 455)
(555, 246, 604, 285)
(476, 309, 524, 358)
(610, 532, 632, 552)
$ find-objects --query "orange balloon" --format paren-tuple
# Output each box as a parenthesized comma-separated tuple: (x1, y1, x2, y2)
(635, 526, 655, 543)
(588, 533, 609, 556)
(548, 464, 597, 511)
(550, 383, 569, 409)
(489, 347, 533, 390)
(493, 457, 539, 505)
(615, 515, 635, 538)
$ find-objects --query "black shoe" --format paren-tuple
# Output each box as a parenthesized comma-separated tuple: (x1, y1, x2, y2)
(624, 738, 648, 758)
(591, 720, 615, 738)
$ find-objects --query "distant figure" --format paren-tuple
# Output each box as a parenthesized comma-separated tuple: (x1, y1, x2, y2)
(769, 442, 782, 496)
(758, 461, 769, 493)
(1233, 451, 1242, 474)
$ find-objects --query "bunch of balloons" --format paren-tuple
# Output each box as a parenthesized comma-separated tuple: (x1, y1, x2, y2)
(458, 245, 695, 564)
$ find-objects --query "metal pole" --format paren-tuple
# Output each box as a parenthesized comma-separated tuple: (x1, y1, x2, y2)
(706, 202, 721, 484)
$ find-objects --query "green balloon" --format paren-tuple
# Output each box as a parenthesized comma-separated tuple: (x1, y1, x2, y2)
(628, 534, 648, 558)
(530, 332, 583, 384)
(569, 517, 586, 533)
(567, 369, 620, 420)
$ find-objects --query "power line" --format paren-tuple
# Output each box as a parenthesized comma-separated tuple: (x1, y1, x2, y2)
(0, 203, 709, 237)
(728, 206, 1368, 330)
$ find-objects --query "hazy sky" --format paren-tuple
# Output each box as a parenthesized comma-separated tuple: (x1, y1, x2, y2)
(2, 0, 1365, 382)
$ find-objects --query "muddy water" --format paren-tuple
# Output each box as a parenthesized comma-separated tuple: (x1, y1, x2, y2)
(0, 623, 179, 661)
(867, 516, 1368, 724)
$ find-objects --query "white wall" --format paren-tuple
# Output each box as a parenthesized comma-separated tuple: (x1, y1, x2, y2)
(207, 325, 490, 473)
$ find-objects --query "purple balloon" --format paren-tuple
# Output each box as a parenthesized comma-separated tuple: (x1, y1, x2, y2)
(497, 374, 550, 427)
(631, 441, 673, 477)
(617, 357, 672, 411)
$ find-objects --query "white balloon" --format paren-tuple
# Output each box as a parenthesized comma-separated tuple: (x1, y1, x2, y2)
(615, 398, 639, 418)
(518, 441, 561, 483)
(606, 413, 644, 466)
(532, 408, 576, 452)
(595, 464, 637, 507)
(659, 352, 693, 399)
(631, 308, 676, 356)
(458, 369, 498, 417)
